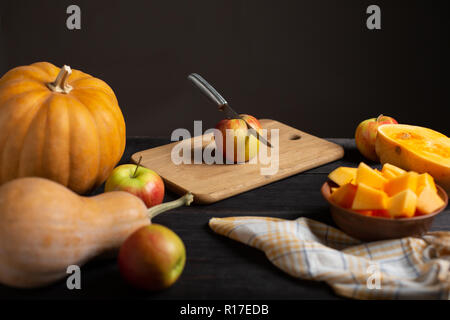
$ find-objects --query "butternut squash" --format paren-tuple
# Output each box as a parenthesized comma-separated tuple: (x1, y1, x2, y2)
(0, 177, 192, 288)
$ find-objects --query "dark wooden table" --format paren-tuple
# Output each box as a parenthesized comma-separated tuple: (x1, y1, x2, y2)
(1, 138, 448, 300)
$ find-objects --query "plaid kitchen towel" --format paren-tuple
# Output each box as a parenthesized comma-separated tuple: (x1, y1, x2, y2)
(209, 217, 450, 300)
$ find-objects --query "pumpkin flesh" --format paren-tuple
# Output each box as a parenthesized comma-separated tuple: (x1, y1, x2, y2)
(376, 124, 450, 192)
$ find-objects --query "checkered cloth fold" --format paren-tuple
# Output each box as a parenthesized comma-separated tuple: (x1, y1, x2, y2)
(209, 217, 450, 300)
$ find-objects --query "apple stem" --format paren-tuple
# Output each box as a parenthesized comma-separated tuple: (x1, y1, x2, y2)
(376, 114, 384, 123)
(132, 156, 143, 178)
(147, 193, 194, 219)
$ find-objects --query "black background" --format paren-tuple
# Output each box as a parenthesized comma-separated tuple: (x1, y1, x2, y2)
(0, 2, 449, 302)
(0, 0, 449, 138)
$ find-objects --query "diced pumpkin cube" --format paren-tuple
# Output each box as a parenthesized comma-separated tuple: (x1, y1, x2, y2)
(381, 169, 397, 180)
(330, 183, 357, 208)
(352, 183, 388, 210)
(382, 163, 406, 177)
(355, 210, 373, 216)
(328, 167, 357, 187)
(416, 173, 437, 195)
(384, 172, 418, 196)
(355, 162, 388, 190)
(372, 209, 391, 218)
(387, 189, 417, 218)
(416, 186, 445, 214)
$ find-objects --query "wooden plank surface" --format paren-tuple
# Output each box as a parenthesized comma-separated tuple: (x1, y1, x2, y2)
(1, 138, 448, 300)
(131, 120, 344, 203)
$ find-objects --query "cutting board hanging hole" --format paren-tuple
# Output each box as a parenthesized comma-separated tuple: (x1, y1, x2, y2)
(289, 134, 302, 140)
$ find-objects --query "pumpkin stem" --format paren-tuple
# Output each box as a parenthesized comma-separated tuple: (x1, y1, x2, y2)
(147, 193, 194, 220)
(47, 65, 73, 94)
(132, 156, 143, 178)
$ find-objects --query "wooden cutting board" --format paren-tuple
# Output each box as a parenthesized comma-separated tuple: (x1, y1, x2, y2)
(132, 119, 344, 204)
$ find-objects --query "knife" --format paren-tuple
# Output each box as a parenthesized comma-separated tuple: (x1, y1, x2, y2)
(187, 73, 272, 148)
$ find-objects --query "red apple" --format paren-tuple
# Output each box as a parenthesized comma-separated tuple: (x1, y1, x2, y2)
(118, 224, 186, 291)
(355, 115, 398, 161)
(105, 162, 164, 208)
(214, 114, 263, 163)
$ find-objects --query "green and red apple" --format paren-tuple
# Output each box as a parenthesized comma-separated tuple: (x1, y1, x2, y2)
(214, 114, 263, 163)
(355, 115, 397, 161)
(105, 163, 164, 208)
(118, 224, 186, 291)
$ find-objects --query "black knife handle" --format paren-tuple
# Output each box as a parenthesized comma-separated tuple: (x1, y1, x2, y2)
(187, 73, 228, 109)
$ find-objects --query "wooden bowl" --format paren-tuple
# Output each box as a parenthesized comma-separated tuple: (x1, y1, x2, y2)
(321, 181, 448, 241)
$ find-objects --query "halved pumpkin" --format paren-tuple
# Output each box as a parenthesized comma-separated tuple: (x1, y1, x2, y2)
(376, 124, 450, 193)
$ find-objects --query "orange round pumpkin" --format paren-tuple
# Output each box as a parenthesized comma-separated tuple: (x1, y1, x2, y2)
(0, 62, 126, 193)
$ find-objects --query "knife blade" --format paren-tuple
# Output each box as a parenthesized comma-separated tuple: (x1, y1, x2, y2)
(188, 73, 272, 148)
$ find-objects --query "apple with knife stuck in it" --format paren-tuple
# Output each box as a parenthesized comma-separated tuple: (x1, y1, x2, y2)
(188, 73, 269, 164)
(214, 114, 263, 163)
